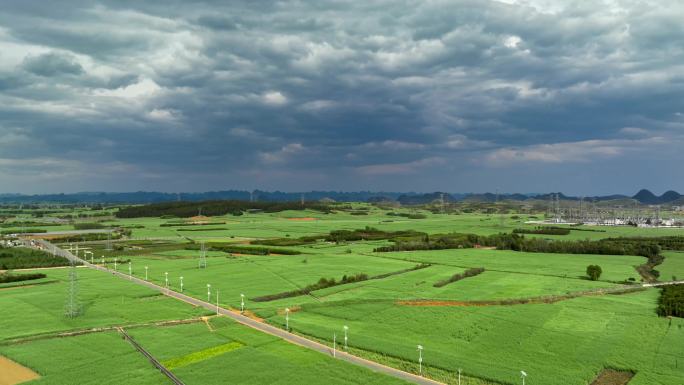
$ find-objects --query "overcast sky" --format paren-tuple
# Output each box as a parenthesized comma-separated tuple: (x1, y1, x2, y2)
(1, 0, 682, 195)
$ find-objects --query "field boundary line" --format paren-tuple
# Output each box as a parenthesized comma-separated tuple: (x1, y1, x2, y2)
(117, 327, 186, 385)
(1, 318, 205, 346)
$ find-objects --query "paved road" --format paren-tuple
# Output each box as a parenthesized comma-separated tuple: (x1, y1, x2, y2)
(36, 239, 443, 385)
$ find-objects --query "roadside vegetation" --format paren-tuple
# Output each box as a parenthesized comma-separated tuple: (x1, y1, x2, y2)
(0, 247, 72, 269)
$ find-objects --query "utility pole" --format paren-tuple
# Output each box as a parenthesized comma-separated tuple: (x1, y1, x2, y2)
(199, 241, 207, 269)
(417, 345, 423, 375)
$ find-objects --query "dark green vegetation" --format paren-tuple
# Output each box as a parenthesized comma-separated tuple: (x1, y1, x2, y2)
(0, 247, 71, 269)
(656, 284, 684, 318)
(513, 226, 571, 235)
(195, 243, 302, 256)
(73, 222, 106, 230)
(1, 228, 48, 234)
(115, 200, 332, 218)
(0, 272, 46, 283)
(252, 273, 371, 302)
(251, 263, 433, 302)
(586, 265, 603, 281)
(433, 267, 485, 287)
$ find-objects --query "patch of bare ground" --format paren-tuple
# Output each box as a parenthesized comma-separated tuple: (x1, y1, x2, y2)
(0, 356, 40, 385)
(590, 369, 634, 385)
(397, 286, 646, 307)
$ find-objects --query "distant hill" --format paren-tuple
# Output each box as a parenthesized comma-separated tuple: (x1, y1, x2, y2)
(632, 189, 682, 204)
(0, 189, 681, 205)
(397, 192, 462, 205)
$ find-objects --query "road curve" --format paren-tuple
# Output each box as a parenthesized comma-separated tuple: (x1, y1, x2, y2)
(36, 239, 444, 385)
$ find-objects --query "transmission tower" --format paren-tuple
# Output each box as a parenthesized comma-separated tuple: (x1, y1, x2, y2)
(105, 232, 112, 252)
(199, 241, 207, 269)
(64, 263, 81, 318)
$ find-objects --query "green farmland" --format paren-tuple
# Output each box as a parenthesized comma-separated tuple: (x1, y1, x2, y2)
(2, 205, 684, 384)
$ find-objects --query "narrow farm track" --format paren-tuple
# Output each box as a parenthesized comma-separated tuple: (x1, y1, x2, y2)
(117, 327, 186, 385)
(35, 240, 444, 385)
(1, 318, 206, 346)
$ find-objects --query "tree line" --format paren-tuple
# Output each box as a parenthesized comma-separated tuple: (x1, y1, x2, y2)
(0, 247, 72, 270)
(115, 200, 332, 218)
(656, 284, 684, 318)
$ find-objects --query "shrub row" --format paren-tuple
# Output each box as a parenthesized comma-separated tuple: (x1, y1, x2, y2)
(0, 247, 72, 269)
(386, 212, 427, 219)
(513, 227, 570, 235)
(252, 264, 430, 302)
(0, 272, 47, 283)
(433, 267, 485, 287)
(1, 228, 48, 235)
(116, 200, 332, 218)
(191, 244, 301, 256)
(656, 284, 684, 318)
(375, 232, 663, 262)
(73, 222, 106, 230)
(252, 273, 369, 302)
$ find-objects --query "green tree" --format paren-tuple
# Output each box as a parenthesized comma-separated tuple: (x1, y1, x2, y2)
(586, 265, 602, 281)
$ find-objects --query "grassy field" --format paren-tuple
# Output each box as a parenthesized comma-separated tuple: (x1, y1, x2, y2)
(2, 206, 684, 384)
(127, 318, 410, 385)
(0, 332, 170, 385)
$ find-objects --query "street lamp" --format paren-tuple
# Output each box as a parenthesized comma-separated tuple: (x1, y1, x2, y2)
(285, 308, 290, 331)
(128, 261, 132, 279)
(417, 345, 423, 375)
(240, 293, 245, 313)
(216, 289, 220, 315)
(165, 272, 169, 289)
(521, 371, 527, 385)
(145, 266, 148, 281)
(458, 368, 462, 385)
(114, 257, 117, 271)
(207, 284, 211, 302)
(180, 276, 184, 292)
(333, 332, 337, 358)
(343, 325, 349, 350)
(101, 255, 105, 267)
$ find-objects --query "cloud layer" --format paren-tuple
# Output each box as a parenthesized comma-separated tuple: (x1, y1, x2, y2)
(0, 0, 682, 194)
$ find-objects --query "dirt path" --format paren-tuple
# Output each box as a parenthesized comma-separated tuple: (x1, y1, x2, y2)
(0, 356, 40, 385)
(2, 318, 204, 346)
(397, 286, 647, 307)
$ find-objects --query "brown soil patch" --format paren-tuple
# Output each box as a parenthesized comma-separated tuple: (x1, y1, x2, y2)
(397, 286, 646, 308)
(0, 356, 40, 385)
(590, 369, 634, 385)
(187, 215, 211, 224)
(230, 309, 264, 322)
(0, 285, 36, 292)
(276, 306, 301, 315)
(473, 245, 497, 250)
(286, 217, 317, 221)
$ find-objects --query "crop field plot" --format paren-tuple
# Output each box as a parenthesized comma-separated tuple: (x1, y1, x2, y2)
(0, 332, 171, 385)
(0, 267, 209, 341)
(127, 318, 410, 385)
(274, 289, 684, 385)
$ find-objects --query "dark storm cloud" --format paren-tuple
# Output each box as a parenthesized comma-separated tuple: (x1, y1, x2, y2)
(0, 0, 683, 194)
(22, 52, 84, 76)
